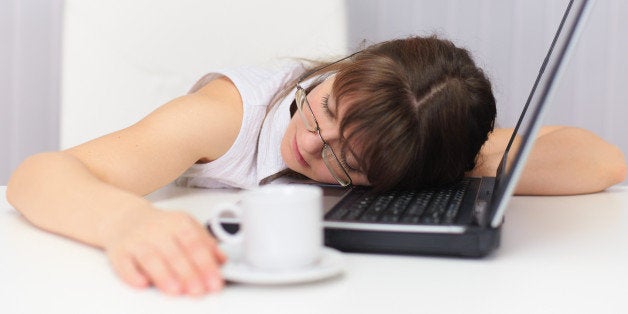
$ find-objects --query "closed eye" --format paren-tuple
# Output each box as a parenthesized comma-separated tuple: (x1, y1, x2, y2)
(321, 94, 335, 119)
(340, 150, 361, 173)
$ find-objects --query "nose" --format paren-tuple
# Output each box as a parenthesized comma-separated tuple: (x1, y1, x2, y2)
(300, 126, 342, 155)
(299, 129, 326, 155)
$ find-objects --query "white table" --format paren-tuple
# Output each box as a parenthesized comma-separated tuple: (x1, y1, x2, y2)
(2, 184, 627, 314)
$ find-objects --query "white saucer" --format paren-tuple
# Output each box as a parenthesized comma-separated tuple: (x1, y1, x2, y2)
(219, 245, 345, 285)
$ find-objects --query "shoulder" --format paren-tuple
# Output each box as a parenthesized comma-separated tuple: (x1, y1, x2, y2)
(147, 76, 244, 162)
(204, 61, 305, 106)
(480, 126, 567, 156)
(469, 126, 566, 177)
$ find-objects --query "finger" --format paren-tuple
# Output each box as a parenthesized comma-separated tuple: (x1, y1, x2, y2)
(176, 225, 224, 292)
(213, 245, 228, 265)
(197, 224, 228, 265)
(134, 246, 182, 295)
(196, 223, 228, 265)
(161, 237, 209, 296)
(108, 251, 149, 289)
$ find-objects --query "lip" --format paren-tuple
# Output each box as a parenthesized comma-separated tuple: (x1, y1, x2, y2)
(292, 136, 310, 168)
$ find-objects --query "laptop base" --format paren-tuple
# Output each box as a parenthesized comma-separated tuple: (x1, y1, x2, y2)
(324, 225, 501, 258)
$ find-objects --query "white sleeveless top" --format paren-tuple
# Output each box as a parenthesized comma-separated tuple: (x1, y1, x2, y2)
(175, 61, 306, 189)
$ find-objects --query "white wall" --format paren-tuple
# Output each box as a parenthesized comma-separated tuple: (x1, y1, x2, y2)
(346, 0, 628, 184)
(61, 0, 348, 148)
(0, 0, 62, 185)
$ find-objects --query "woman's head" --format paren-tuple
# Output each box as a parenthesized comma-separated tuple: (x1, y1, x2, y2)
(281, 36, 496, 191)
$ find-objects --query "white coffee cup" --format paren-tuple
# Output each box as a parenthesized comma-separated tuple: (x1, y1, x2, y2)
(209, 185, 323, 271)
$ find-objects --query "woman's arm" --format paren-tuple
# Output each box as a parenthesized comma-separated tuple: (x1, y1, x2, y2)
(6, 77, 242, 295)
(470, 126, 627, 195)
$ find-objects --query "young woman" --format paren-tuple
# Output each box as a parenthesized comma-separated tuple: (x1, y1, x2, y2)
(6, 36, 626, 296)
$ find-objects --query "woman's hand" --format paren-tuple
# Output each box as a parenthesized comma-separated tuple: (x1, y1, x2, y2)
(102, 207, 227, 296)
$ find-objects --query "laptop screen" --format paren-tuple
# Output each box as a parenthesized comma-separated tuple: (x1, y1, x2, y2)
(489, 0, 595, 227)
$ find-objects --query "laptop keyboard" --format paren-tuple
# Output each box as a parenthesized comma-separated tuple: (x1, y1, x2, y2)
(325, 178, 473, 225)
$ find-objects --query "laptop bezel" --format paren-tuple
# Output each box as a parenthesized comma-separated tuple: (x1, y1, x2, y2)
(489, 0, 594, 228)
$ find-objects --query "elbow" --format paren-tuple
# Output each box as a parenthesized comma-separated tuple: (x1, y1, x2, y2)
(6, 167, 23, 213)
(612, 158, 627, 185)
(601, 146, 627, 188)
(576, 143, 627, 194)
(5, 182, 16, 210)
(6, 154, 35, 210)
(6, 152, 53, 212)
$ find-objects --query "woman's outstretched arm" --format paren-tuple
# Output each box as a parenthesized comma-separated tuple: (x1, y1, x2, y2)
(6, 77, 242, 295)
(470, 126, 627, 195)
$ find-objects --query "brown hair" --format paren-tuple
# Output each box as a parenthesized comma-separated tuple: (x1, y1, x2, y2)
(292, 36, 496, 191)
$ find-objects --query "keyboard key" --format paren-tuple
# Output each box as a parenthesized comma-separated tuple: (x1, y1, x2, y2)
(327, 179, 471, 225)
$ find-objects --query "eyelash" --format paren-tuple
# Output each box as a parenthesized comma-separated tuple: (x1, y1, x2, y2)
(321, 94, 357, 173)
(340, 151, 359, 172)
(321, 94, 331, 116)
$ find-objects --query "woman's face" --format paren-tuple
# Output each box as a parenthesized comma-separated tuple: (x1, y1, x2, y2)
(280, 76, 370, 186)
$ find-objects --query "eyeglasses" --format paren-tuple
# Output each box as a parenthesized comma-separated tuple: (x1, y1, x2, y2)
(294, 51, 363, 187)
(294, 51, 362, 187)
(294, 84, 352, 187)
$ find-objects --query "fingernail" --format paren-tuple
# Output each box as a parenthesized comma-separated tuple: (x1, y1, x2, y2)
(165, 280, 182, 295)
(207, 276, 224, 292)
(131, 275, 149, 288)
(219, 250, 228, 263)
(188, 280, 205, 295)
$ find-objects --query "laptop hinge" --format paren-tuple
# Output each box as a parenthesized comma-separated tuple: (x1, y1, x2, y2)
(473, 177, 496, 228)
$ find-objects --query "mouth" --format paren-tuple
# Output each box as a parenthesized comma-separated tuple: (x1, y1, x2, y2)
(292, 136, 310, 168)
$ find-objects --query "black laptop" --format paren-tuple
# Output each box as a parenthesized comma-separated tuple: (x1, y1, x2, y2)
(215, 0, 593, 258)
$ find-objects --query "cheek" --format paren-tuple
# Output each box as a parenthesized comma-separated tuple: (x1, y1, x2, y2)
(351, 174, 371, 186)
(280, 119, 296, 167)
(308, 168, 338, 184)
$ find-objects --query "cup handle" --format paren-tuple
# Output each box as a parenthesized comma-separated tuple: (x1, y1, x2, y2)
(209, 202, 244, 244)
